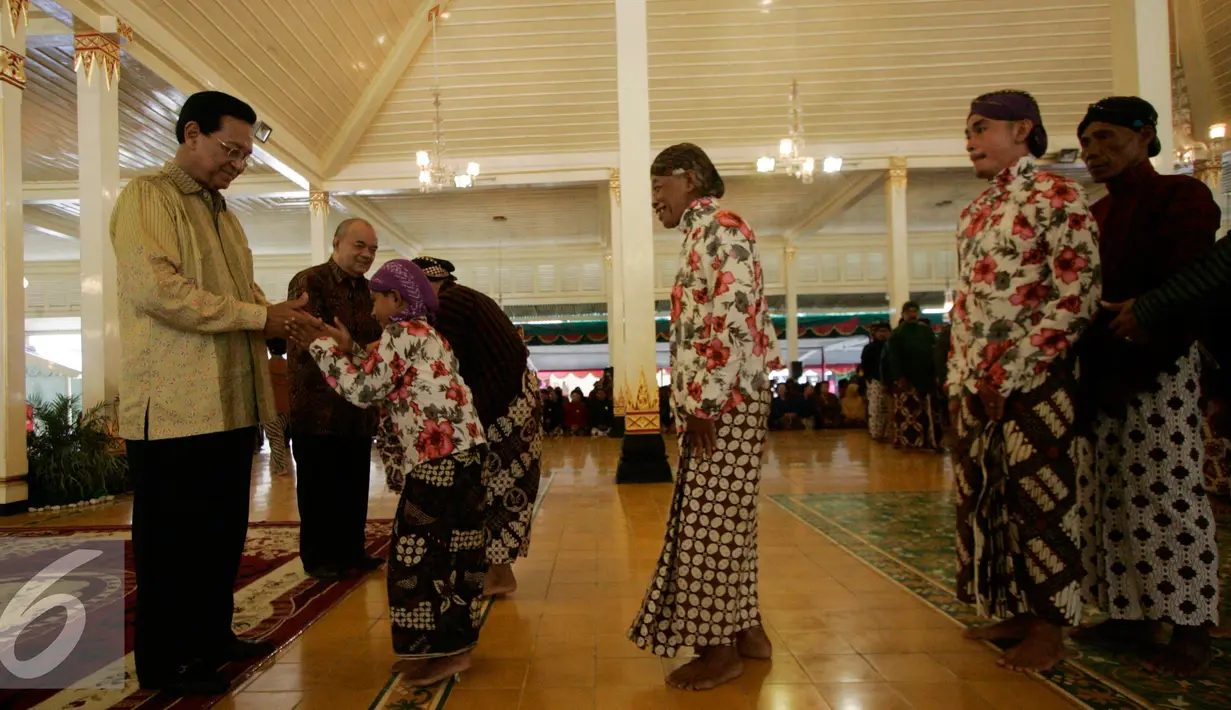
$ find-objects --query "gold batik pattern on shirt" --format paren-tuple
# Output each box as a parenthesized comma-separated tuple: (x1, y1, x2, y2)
(110, 162, 275, 441)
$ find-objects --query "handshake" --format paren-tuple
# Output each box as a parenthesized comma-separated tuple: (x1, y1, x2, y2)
(262, 293, 358, 352)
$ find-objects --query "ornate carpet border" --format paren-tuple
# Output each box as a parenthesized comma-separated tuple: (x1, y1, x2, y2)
(367, 469, 558, 710)
(769, 493, 1151, 710)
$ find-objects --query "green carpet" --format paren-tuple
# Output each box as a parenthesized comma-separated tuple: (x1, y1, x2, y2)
(771, 491, 1231, 710)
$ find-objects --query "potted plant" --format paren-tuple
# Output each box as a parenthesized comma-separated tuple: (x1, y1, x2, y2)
(26, 395, 131, 508)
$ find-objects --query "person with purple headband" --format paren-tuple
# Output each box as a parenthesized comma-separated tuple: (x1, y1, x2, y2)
(289, 259, 489, 686)
(948, 90, 1101, 672)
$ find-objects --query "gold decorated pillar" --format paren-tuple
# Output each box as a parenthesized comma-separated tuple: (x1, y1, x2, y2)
(614, 0, 669, 483)
(310, 190, 329, 264)
(0, 0, 28, 514)
(886, 157, 910, 324)
(77, 23, 123, 412)
(607, 169, 627, 428)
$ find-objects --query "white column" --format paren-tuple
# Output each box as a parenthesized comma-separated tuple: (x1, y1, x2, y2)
(0, 4, 28, 512)
(77, 29, 122, 411)
(309, 191, 329, 263)
(1111, 0, 1174, 173)
(886, 158, 910, 324)
(784, 241, 799, 365)
(614, 0, 658, 434)
(607, 170, 626, 416)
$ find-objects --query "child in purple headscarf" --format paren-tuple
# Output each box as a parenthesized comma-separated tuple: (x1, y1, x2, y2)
(290, 259, 488, 686)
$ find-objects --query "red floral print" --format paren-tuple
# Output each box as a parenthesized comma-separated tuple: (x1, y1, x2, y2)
(1053, 247, 1089, 285)
(947, 156, 1100, 399)
(431, 361, 449, 378)
(973, 255, 998, 284)
(668, 198, 778, 419)
(416, 419, 456, 461)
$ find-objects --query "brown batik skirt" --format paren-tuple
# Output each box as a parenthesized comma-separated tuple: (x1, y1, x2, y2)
(954, 359, 1086, 627)
(892, 387, 942, 450)
(628, 390, 769, 657)
(389, 447, 488, 659)
(481, 370, 544, 565)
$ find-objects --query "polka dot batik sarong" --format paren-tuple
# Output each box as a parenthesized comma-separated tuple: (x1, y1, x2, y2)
(628, 391, 769, 657)
(1081, 344, 1221, 627)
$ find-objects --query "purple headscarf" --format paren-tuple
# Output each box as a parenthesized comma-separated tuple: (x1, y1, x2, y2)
(969, 90, 1049, 158)
(368, 259, 438, 324)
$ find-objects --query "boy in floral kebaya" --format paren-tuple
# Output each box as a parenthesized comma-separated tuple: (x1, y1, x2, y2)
(291, 259, 487, 687)
(629, 143, 780, 691)
(947, 91, 1100, 673)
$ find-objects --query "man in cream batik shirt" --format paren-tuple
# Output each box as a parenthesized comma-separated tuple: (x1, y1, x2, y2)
(111, 91, 307, 696)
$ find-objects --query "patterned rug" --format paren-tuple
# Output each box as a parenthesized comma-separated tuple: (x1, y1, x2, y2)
(367, 470, 556, 710)
(0, 520, 391, 710)
(771, 491, 1231, 710)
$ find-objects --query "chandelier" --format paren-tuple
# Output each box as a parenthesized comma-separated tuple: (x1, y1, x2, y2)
(756, 81, 840, 182)
(415, 6, 479, 192)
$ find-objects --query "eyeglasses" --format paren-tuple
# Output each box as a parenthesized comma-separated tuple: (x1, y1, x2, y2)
(214, 136, 252, 167)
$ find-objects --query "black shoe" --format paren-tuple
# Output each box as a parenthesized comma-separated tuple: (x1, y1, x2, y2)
(306, 565, 347, 582)
(225, 638, 276, 661)
(352, 554, 385, 572)
(141, 663, 230, 696)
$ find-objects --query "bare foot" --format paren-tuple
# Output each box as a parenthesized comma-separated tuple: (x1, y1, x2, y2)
(665, 646, 743, 691)
(736, 626, 773, 659)
(482, 563, 517, 598)
(998, 619, 1065, 673)
(1144, 626, 1212, 678)
(393, 651, 472, 687)
(964, 614, 1036, 642)
(1071, 619, 1156, 648)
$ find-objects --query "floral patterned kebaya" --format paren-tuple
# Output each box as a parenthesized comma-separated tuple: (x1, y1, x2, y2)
(947, 156, 1101, 398)
(309, 319, 485, 475)
(670, 197, 781, 420)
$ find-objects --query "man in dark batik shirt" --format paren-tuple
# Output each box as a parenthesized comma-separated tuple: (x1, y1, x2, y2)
(1076, 96, 1221, 677)
(412, 256, 543, 599)
(288, 218, 385, 580)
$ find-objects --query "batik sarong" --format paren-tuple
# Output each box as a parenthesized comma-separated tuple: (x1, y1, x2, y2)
(389, 447, 488, 659)
(1081, 344, 1221, 626)
(867, 380, 889, 441)
(629, 390, 769, 657)
(264, 412, 290, 475)
(955, 357, 1086, 626)
(892, 388, 941, 450)
(482, 370, 544, 565)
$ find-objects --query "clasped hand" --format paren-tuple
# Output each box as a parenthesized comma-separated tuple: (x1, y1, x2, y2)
(262, 293, 309, 340)
(286, 314, 354, 352)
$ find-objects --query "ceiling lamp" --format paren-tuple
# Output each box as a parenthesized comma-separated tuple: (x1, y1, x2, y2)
(757, 81, 829, 183)
(414, 6, 478, 192)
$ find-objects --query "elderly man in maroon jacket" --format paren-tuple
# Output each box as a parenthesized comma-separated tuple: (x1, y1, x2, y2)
(1076, 96, 1222, 677)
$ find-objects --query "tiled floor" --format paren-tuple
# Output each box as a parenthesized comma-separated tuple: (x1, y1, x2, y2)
(13, 431, 1081, 709)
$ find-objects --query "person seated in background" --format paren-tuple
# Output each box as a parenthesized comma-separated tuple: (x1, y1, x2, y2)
(541, 388, 564, 435)
(818, 384, 844, 428)
(841, 380, 867, 425)
(588, 386, 614, 435)
(800, 384, 819, 429)
(563, 388, 590, 435)
(769, 383, 789, 429)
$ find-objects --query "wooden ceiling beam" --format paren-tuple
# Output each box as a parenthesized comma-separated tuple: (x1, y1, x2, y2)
(322, 0, 448, 179)
(784, 171, 885, 242)
(97, 0, 325, 186)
